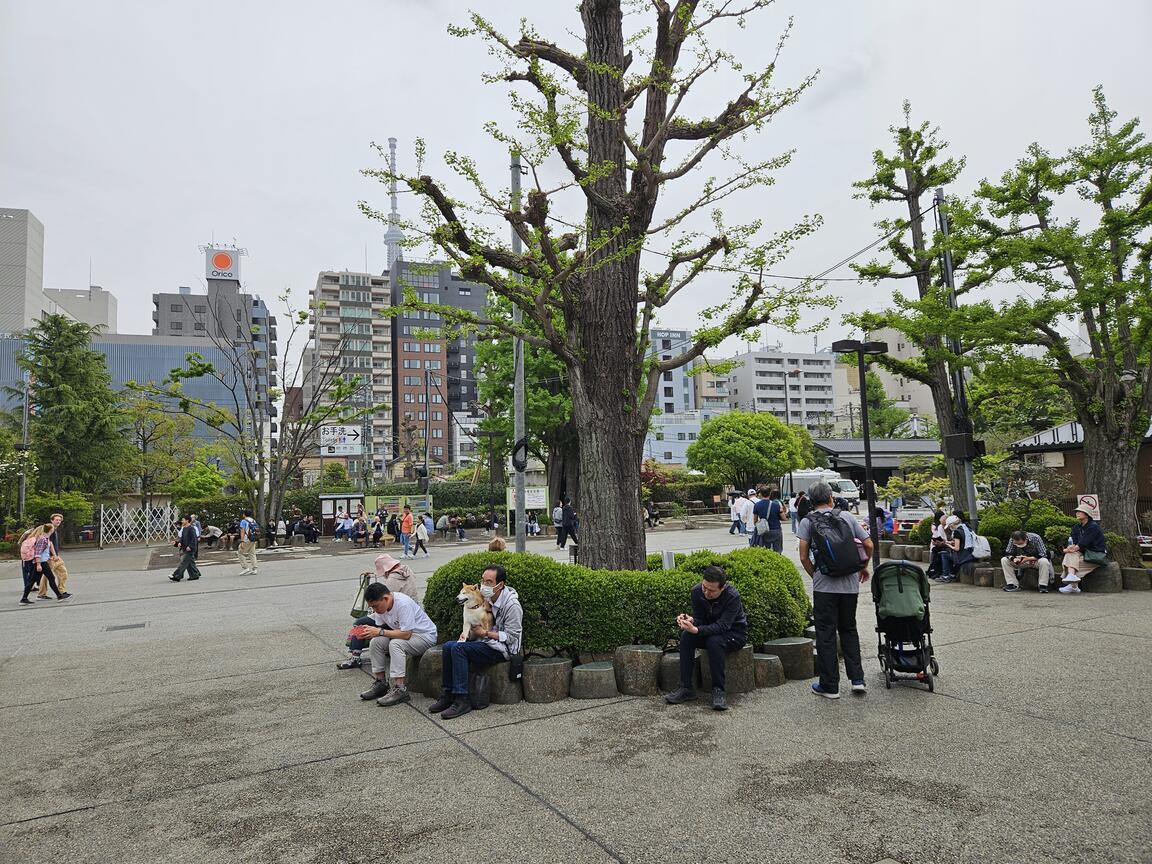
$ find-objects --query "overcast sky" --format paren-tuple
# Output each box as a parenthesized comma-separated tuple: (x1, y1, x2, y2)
(3, 0, 1149, 358)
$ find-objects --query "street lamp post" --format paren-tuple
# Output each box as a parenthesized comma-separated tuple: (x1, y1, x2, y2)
(832, 339, 889, 568)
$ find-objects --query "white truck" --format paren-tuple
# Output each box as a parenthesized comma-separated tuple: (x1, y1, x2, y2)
(778, 469, 861, 510)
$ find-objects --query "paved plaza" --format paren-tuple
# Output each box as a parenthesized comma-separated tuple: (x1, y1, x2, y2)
(1, 526, 1149, 864)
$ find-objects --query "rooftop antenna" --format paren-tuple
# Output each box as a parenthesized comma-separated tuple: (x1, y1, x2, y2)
(384, 137, 405, 271)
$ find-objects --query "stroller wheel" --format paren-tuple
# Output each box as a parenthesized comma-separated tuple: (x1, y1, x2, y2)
(931, 658, 940, 676)
(925, 670, 935, 692)
(884, 668, 893, 689)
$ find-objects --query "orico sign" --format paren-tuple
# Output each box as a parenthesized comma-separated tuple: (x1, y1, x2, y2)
(205, 248, 240, 280)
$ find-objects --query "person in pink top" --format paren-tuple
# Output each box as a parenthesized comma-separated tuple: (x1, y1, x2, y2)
(19, 524, 69, 605)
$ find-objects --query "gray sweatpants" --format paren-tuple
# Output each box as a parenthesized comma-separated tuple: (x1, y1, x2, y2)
(368, 632, 437, 679)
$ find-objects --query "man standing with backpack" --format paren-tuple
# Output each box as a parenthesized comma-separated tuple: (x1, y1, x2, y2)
(796, 481, 871, 700)
(237, 509, 259, 576)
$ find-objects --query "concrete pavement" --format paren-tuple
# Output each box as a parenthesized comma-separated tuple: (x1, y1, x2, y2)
(1, 525, 1149, 864)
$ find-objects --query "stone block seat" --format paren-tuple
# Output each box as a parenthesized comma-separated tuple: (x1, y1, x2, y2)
(658, 650, 700, 692)
(758, 637, 814, 680)
(523, 657, 572, 703)
(1081, 561, 1122, 593)
(698, 644, 755, 694)
(613, 645, 662, 696)
(1121, 567, 1152, 591)
(570, 661, 619, 699)
(753, 653, 785, 687)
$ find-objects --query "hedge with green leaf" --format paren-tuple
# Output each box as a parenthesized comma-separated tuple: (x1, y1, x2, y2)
(423, 548, 810, 660)
(905, 516, 935, 547)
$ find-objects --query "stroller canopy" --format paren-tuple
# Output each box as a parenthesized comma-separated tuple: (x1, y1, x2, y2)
(871, 561, 930, 622)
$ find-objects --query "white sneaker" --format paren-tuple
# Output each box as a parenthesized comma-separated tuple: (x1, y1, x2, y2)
(238, 569, 252, 576)
(1062, 573, 1081, 583)
(1058, 584, 1081, 594)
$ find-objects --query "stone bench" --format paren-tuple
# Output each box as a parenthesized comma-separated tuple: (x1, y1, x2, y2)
(1081, 561, 1122, 593)
(570, 661, 619, 699)
(658, 650, 698, 691)
(888, 544, 908, 560)
(523, 657, 572, 703)
(991, 563, 1049, 590)
(757, 637, 814, 680)
(753, 653, 785, 687)
(613, 644, 662, 696)
(879, 540, 894, 559)
(1121, 567, 1152, 591)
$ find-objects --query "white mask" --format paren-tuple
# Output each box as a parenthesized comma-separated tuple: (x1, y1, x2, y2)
(479, 585, 495, 599)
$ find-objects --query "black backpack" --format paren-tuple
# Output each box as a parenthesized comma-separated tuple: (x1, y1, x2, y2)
(807, 509, 861, 578)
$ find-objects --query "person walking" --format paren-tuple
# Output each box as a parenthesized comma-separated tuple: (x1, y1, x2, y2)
(399, 505, 414, 559)
(169, 514, 202, 582)
(553, 501, 566, 548)
(561, 498, 579, 547)
(35, 512, 66, 599)
(237, 509, 259, 576)
(729, 493, 746, 535)
(790, 491, 807, 533)
(19, 524, 69, 604)
(413, 514, 431, 558)
(796, 481, 870, 699)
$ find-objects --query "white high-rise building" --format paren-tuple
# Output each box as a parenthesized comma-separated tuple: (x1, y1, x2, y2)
(726, 346, 838, 434)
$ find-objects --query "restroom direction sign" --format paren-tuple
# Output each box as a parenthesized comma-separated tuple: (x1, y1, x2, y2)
(320, 425, 363, 456)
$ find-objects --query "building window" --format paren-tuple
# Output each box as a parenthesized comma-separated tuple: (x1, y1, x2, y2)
(431, 394, 442, 403)
(424, 343, 438, 352)
(403, 394, 414, 403)
(663, 387, 673, 397)
(432, 446, 444, 456)
(432, 429, 444, 438)
(655, 432, 664, 441)
(193, 304, 207, 313)
(424, 360, 442, 370)
(193, 322, 205, 331)
(688, 432, 696, 440)
(661, 339, 671, 350)
(664, 402, 674, 413)
(663, 371, 673, 382)
(170, 322, 183, 330)
(431, 411, 443, 421)
(663, 451, 673, 460)
(677, 432, 686, 441)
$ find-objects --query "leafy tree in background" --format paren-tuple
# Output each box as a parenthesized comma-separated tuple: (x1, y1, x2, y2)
(169, 461, 227, 503)
(322, 462, 352, 489)
(15, 314, 131, 496)
(966, 356, 1073, 448)
(686, 411, 806, 492)
(123, 394, 196, 507)
(863, 370, 911, 438)
(964, 88, 1152, 537)
(365, 2, 831, 569)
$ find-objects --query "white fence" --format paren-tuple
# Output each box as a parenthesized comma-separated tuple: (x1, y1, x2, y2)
(98, 503, 180, 547)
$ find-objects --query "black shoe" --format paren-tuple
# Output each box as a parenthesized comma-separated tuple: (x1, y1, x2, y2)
(1038, 586, 1049, 594)
(664, 687, 698, 705)
(1002, 584, 1020, 593)
(429, 693, 454, 714)
(711, 688, 728, 711)
(440, 699, 472, 720)
(359, 680, 390, 701)
(169, 576, 182, 582)
(188, 576, 199, 581)
(19, 598, 32, 605)
(57, 593, 71, 601)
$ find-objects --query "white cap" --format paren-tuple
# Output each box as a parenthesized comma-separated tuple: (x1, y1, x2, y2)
(747, 489, 757, 495)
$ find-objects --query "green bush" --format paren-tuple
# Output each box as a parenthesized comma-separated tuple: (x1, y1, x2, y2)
(175, 494, 249, 528)
(0, 540, 17, 558)
(905, 516, 935, 546)
(646, 552, 686, 571)
(424, 548, 809, 660)
(1044, 525, 1073, 556)
(24, 491, 94, 542)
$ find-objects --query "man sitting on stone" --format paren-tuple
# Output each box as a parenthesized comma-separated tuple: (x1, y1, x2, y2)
(664, 565, 748, 711)
(356, 583, 438, 707)
(1001, 530, 1053, 594)
(430, 564, 523, 720)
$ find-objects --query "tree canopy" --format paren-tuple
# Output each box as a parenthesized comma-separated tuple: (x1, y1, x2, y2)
(686, 411, 807, 492)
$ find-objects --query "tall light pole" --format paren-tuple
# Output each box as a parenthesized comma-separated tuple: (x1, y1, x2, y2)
(510, 151, 527, 552)
(832, 339, 888, 568)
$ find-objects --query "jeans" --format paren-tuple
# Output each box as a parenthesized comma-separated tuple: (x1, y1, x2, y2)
(791, 512, 798, 533)
(22, 560, 62, 600)
(334, 527, 349, 540)
(764, 528, 783, 553)
(678, 629, 746, 692)
(812, 591, 864, 693)
(729, 519, 745, 535)
(172, 551, 201, 580)
(940, 549, 972, 579)
(347, 615, 375, 652)
(441, 640, 506, 695)
(400, 533, 411, 556)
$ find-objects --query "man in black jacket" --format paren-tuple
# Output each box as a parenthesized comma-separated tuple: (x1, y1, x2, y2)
(665, 565, 748, 711)
(169, 514, 201, 582)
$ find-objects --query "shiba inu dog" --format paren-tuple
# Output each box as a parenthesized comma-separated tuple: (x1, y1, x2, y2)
(456, 583, 493, 641)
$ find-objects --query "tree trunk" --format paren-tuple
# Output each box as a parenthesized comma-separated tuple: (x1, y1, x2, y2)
(1081, 423, 1140, 539)
(923, 350, 972, 516)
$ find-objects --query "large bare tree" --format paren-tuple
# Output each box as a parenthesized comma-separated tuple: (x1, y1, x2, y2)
(363, 1, 829, 569)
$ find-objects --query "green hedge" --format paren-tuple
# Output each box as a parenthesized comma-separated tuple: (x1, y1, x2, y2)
(905, 517, 934, 546)
(174, 494, 250, 528)
(424, 548, 810, 661)
(646, 552, 687, 571)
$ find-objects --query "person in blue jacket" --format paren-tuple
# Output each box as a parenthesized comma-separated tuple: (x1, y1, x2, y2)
(1058, 505, 1107, 594)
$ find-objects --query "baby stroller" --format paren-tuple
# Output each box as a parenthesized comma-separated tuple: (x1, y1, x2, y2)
(871, 561, 939, 691)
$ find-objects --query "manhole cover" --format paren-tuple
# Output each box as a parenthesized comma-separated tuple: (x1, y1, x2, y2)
(104, 623, 147, 632)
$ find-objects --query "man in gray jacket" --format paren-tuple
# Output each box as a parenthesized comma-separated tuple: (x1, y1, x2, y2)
(431, 564, 523, 720)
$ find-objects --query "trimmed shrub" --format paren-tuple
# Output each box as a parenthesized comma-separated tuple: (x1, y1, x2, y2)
(175, 494, 249, 529)
(424, 548, 809, 660)
(646, 552, 686, 571)
(24, 492, 94, 543)
(906, 516, 934, 546)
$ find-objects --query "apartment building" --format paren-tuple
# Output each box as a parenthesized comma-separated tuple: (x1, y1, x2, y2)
(650, 328, 696, 414)
(727, 346, 838, 434)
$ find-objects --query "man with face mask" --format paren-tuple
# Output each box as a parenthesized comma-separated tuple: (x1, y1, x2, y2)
(1000, 529, 1053, 594)
(431, 564, 523, 720)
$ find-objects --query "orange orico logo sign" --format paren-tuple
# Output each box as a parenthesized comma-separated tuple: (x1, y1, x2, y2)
(212, 252, 234, 270)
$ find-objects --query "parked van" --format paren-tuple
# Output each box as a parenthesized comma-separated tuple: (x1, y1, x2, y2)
(779, 470, 860, 509)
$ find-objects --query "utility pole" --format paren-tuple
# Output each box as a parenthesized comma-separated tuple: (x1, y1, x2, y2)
(936, 187, 979, 529)
(511, 150, 527, 552)
(424, 367, 431, 483)
(17, 370, 30, 521)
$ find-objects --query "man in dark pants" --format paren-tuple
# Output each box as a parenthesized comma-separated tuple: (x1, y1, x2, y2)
(561, 499, 579, 547)
(169, 514, 201, 582)
(430, 564, 523, 720)
(796, 481, 870, 699)
(664, 565, 748, 711)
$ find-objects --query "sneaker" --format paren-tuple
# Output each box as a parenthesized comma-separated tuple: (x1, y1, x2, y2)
(711, 688, 728, 711)
(359, 680, 390, 701)
(19, 598, 33, 605)
(57, 593, 71, 601)
(439, 698, 472, 720)
(936, 575, 958, 583)
(36, 595, 48, 600)
(851, 679, 867, 694)
(664, 687, 698, 705)
(1038, 586, 1049, 594)
(429, 692, 454, 714)
(377, 686, 411, 707)
(811, 682, 840, 700)
(1058, 584, 1081, 594)
(1062, 573, 1081, 583)
(238, 570, 252, 576)
(169, 575, 183, 582)
(1002, 584, 1020, 593)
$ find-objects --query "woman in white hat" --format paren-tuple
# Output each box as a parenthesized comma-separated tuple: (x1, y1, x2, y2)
(1058, 506, 1107, 594)
(337, 554, 419, 669)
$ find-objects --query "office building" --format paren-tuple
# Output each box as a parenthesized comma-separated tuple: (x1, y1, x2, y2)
(43, 286, 117, 332)
(304, 270, 394, 482)
(726, 345, 838, 434)
(690, 357, 730, 413)
(650, 328, 696, 414)
(863, 325, 936, 418)
(0, 208, 46, 334)
(151, 246, 278, 417)
(643, 409, 726, 466)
